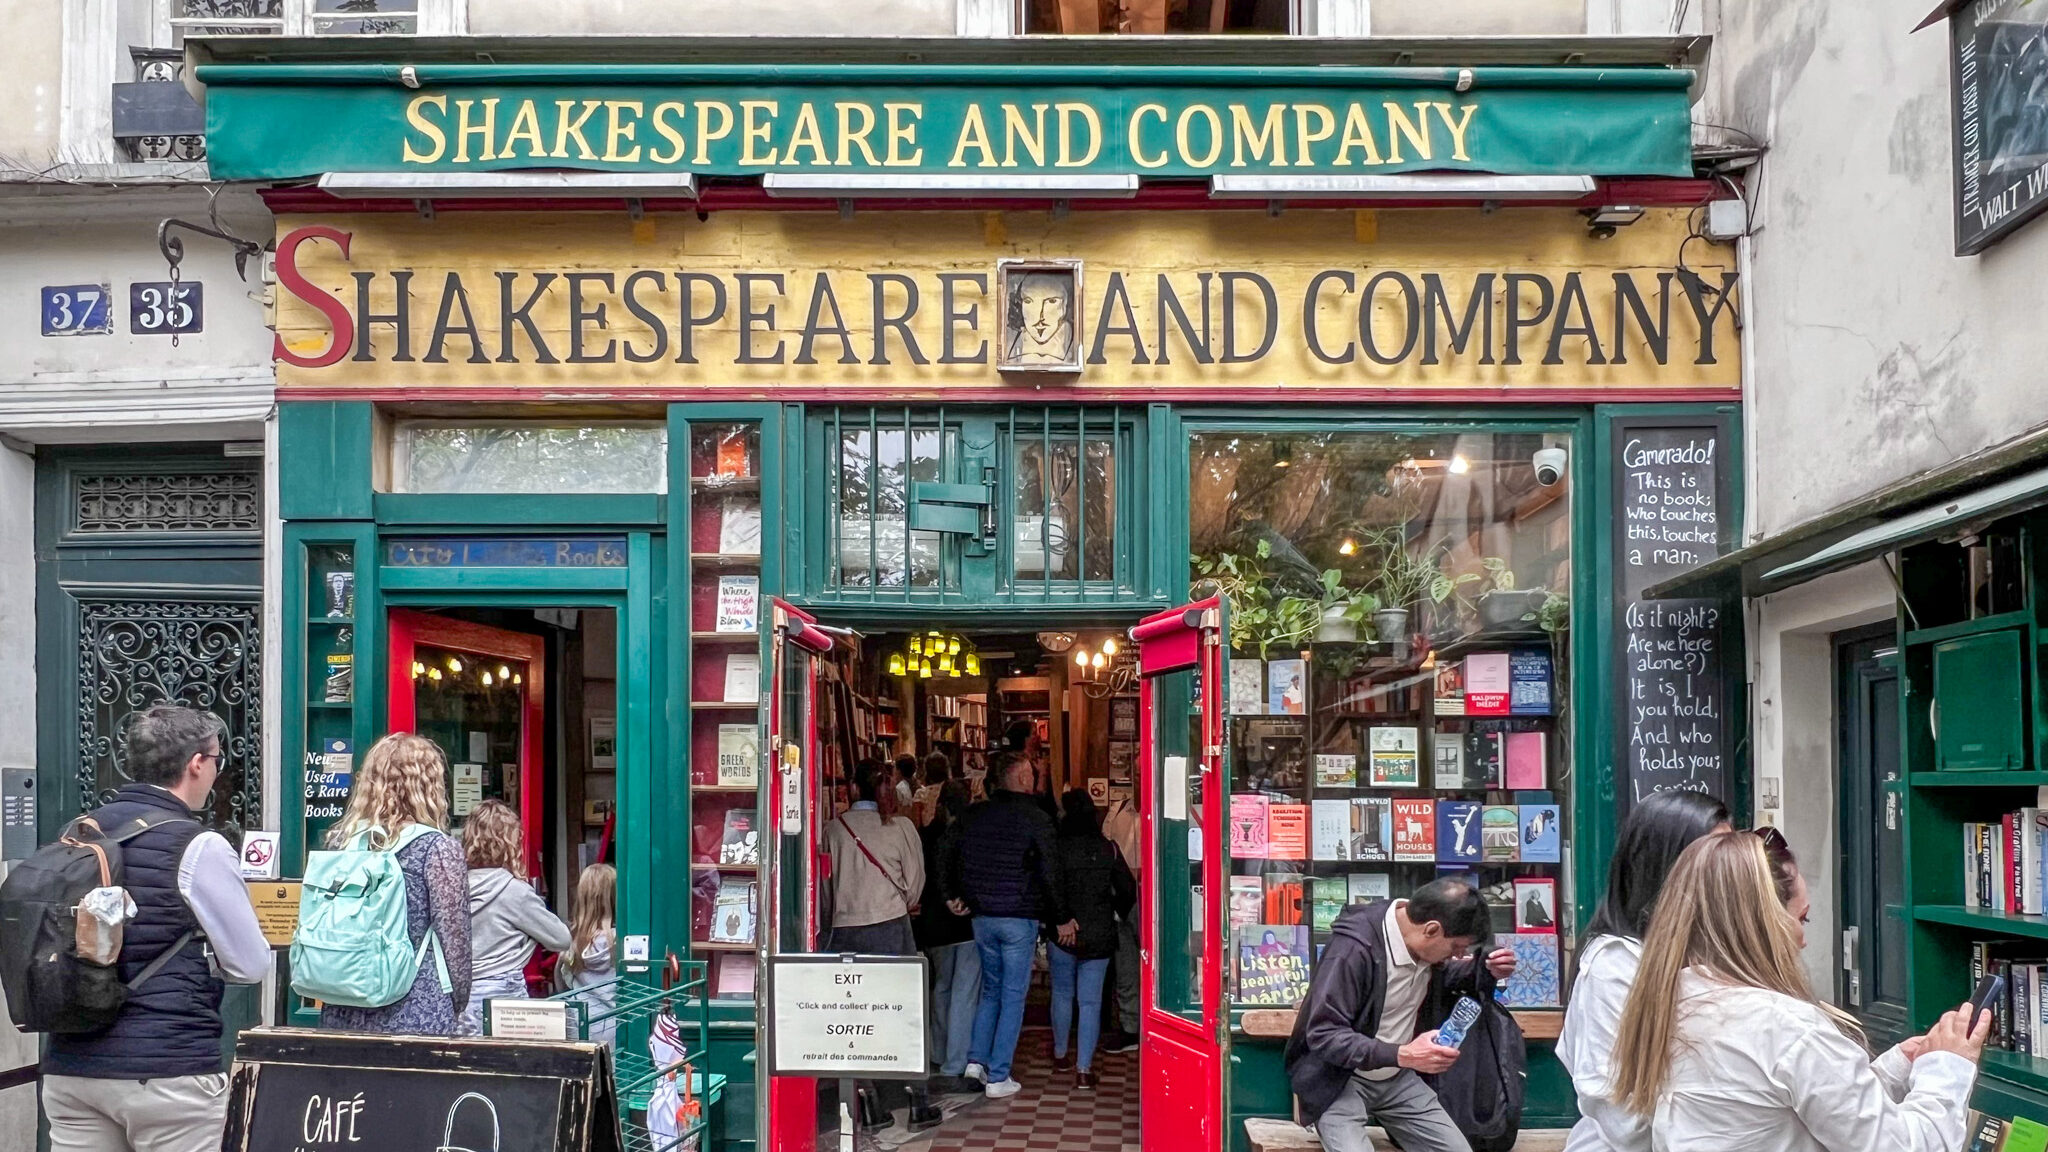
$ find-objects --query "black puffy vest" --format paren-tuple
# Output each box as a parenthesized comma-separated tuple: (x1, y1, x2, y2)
(44, 784, 223, 1080)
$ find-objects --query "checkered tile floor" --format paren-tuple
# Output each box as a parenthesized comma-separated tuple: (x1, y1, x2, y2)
(916, 1026, 1140, 1152)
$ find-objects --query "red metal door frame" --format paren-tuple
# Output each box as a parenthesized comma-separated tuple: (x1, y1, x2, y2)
(387, 608, 548, 877)
(766, 599, 831, 1152)
(1134, 597, 1227, 1152)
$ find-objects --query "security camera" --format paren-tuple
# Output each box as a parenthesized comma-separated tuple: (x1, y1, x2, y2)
(1532, 447, 1568, 487)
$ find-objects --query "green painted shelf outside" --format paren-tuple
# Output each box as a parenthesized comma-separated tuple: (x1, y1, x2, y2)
(1981, 1048, 2048, 1095)
(1904, 611, 2034, 648)
(1913, 906, 2048, 939)
(1909, 772, 2048, 787)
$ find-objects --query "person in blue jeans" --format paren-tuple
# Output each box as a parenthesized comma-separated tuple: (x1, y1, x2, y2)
(916, 778, 981, 1094)
(1047, 789, 1136, 1089)
(940, 751, 1073, 1099)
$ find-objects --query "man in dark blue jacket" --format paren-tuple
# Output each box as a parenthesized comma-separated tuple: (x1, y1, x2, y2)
(42, 705, 270, 1152)
(940, 751, 1074, 1099)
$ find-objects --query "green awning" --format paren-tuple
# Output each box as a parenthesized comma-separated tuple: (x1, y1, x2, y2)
(1761, 465, 2048, 587)
(191, 44, 1699, 183)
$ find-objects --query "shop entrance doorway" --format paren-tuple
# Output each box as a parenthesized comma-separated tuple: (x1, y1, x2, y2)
(386, 605, 621, 917)
(763, 610, 1178, 1152)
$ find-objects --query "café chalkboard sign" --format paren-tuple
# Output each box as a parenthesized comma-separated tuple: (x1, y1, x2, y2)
(221, 1028, 620, 1152)
(1611, 415, 1738, 810)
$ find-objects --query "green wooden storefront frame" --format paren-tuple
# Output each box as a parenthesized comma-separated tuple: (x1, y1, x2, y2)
(277, 396, 1746, 1149)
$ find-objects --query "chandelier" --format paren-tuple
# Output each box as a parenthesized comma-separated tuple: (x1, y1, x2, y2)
(887, 631, 981, 679)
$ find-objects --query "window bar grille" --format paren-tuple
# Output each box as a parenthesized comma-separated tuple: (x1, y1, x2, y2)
(1041, 407, 1053, 601)
(1077, 406, 1088, 591)
(935, 404, 948, 598)
(829, 407, 842, 596)
(867, 407, 879, 603)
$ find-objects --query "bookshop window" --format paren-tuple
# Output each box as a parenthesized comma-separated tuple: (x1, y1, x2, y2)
(1191, 430, 1572, 1011)
(834, 423, 961, 589)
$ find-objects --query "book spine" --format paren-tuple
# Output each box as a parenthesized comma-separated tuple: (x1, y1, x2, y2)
(2012, 814, 2025, 914)
(1982, 824, 1996, 910)
(2019, 963, 2034, 1056)
(2027, 809, 2043, 916)
(2037, 965, 2047, 1058)
(1967, 824, 1980, 910)
(1999, 959, 2014, 1050)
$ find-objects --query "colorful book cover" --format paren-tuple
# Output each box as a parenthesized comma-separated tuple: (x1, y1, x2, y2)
(1310, 877, 1348, 933)
(1229, 793, 1271, 859)
(1436, 800, 1483, 864)
(1368, 726, 1420, 787)
(1392, 798, 1437, 862)
(1520, 804, 1563, 863)
(1348, 872, 1393, 904)
(1467, 729, 1505, 788)
(1432, 730, 1467, 789)
(709, 878, 759, 945)
(1480, 805, 1521, 863)
(2009, 1115, 2048, 1152)
(1263, 874, 1305, 925)
(1236, 925, 1313, 1006)
(1268, 658, 1308, 715)
(1968, 1112, 2010, 1152)
(1230, 661, 1265, 716)
(1496, 933, 1562, 1007)
(1229, 875, 1264, 928)
(1514, 877, 1559, 932)
(1433, 660, 1466, 717)
(1505, 731, 1547, 790)
(716, 723, 760, 787)
(1510, 649, 1552, 715)
(1351, 797, 1393, 862)
(718, 809, 761, 865)
(1266, 804, 1308, 860)
(1311, 799, 1352, 861)
(1464, 653, 1511, 716)
(1315, 753, 1358, 788)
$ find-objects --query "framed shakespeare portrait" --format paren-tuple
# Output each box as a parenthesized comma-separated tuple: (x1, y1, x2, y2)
(997, 259, 1082, 372)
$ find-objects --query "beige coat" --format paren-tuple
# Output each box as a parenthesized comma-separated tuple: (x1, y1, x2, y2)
(824, 805, 925, 930)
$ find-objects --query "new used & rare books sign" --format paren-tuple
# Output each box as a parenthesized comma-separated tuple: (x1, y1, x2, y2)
(267, 208, 1740, 398)
(199, 65, 1695, 180)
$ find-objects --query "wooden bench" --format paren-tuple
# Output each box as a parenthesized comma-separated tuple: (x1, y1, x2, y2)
(1240, 1008, 1567, 1152)
(1237, 1007, 1564, 1042)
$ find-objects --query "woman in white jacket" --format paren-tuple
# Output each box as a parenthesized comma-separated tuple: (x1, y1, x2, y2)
(1612, 832, 1987, 1152)
(1558, 790, 1729, 1152)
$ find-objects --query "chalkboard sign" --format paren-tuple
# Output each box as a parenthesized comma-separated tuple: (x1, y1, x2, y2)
(221, 1028, 620, 1152)
(1611, 418, 1738, 810)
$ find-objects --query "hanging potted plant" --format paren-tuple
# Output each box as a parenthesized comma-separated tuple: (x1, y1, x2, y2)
(1473, 558, 1549, 631)
(1359, 527, 1438, 650)
(1314, 568, 1379, 643)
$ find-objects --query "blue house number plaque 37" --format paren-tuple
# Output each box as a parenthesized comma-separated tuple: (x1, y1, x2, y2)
(41, 284, 112, 336)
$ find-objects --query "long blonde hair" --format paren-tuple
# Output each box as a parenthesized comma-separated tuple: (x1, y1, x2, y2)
(565, 863, 616, 974)
(330, 732, 449, 847)
(1612, 832, 1864, 1117)
(461, 799, 525, 877)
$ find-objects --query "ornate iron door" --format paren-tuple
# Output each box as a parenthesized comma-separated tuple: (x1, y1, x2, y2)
(35, 446, 264, 839)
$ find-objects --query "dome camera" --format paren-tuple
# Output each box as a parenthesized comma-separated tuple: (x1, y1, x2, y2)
(1532, 446, 1568, 487)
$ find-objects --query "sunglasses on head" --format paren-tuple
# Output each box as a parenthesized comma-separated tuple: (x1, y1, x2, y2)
(1749, 825, 1789, 851)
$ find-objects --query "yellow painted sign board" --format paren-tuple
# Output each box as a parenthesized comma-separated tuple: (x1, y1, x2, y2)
(246, 881, 302, 948)
(271, 208, 1739, 400)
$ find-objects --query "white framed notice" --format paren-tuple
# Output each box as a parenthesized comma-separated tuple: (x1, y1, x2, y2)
(588, 714, 617, 772)
(451, 764, 482, 816)
(716, 575, 760, 633)
(768, 954, 929, 1079)
(724, 653, 761, 703)
(487, 998, 571, 1041)
(1163, 755, 1189, 821)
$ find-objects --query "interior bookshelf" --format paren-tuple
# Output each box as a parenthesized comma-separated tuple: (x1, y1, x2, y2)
(683, 420, 764, 994)
(1900, 514, 2048, 1114)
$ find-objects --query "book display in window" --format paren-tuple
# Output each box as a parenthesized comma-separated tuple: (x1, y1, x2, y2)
(686, 421, 766, 973)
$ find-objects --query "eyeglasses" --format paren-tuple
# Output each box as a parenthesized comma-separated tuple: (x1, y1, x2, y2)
(1749, 825, 1789, 851)
(197, 751, 224, 766)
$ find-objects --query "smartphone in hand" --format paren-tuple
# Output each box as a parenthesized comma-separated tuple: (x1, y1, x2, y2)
(1969, 973, 2006, 1031)
(1434, 996, 1484, 1051)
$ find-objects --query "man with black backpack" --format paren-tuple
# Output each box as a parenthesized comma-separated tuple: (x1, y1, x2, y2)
(10, 705, 270, 1151)
(1282, 878, 1517, 1152)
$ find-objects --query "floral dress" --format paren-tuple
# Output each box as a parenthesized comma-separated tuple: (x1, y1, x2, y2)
(320, 829, 472, 1036)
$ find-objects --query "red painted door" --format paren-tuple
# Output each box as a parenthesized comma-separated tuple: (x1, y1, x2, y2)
(1133, 598, 1228, 1152)
(387, 608, 547, 877)
(765, 600, 833, 1152)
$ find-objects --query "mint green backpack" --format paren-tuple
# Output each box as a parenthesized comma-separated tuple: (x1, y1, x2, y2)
(289, 823, 451, 1009)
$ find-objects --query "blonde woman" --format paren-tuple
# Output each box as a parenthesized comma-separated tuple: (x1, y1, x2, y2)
(320, 733, 472, 1036)
(1612, 832, 1986, 1152)
(460, 800, 571, 1035)
(560, 863, 618, 1046)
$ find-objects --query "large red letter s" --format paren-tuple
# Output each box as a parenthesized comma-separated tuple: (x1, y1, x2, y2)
(273, 226, 356, 369)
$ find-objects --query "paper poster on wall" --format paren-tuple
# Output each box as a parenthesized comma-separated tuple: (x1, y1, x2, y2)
(452, 764, 482, 816)
(588, 716, 616, 772)
(715, 575, 760, 633)
(724, 653, 761, 703)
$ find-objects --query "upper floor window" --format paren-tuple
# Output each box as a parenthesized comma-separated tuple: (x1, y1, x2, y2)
(165, 0, 434, 43)
(1022, 0, 1291, 33)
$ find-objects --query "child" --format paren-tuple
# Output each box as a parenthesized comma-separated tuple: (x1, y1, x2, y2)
(560, 863, 618, 1045)
(461, 800, 571, 1036)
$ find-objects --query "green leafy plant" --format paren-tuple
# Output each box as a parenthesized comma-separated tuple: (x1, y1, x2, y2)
(1318, 567, 1380, 627)
(1537, 589, 1571, 634)
(1357, 526, 1470, 610)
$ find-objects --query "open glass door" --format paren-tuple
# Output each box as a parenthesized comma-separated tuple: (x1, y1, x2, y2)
(1132, 597, 1227, 1152)
(387, 608, 546, 876)
(763, 599, 833, 1152)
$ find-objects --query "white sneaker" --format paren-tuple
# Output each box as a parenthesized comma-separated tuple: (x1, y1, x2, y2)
(983, 1078, 1022, 1099)
(962, 1062, 987, 1085)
